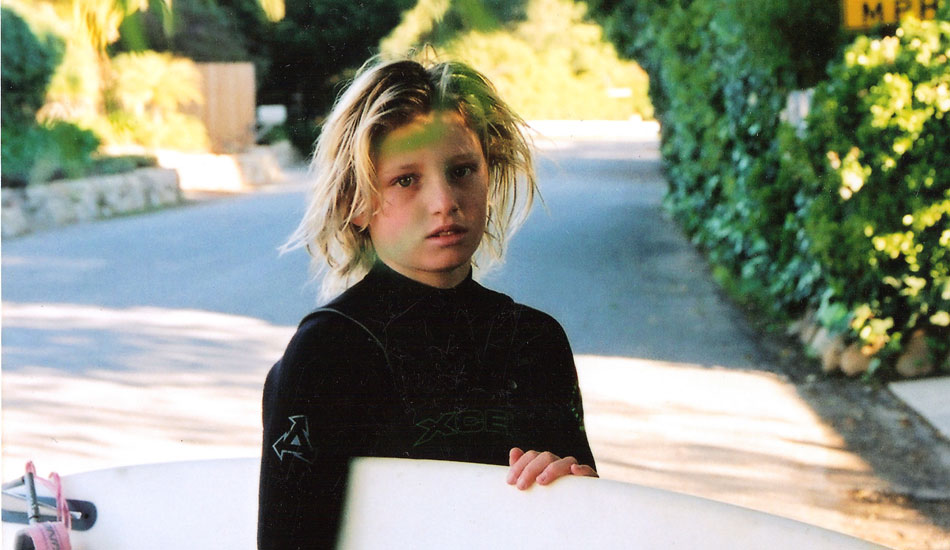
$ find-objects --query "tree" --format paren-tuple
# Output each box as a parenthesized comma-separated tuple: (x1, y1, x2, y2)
(259, 0, 415, 119)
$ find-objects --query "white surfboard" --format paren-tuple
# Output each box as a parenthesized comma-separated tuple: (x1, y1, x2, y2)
(2, 458, 259, 550)
(3, 457, 885, 549)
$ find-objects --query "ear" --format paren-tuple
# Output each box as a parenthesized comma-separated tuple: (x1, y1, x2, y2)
(352, 211, 368, 230)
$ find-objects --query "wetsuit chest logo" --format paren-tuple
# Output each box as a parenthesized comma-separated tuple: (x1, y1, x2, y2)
(414, 408, 511, 446)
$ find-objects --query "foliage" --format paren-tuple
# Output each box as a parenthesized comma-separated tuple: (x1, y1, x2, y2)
(258, 0, 414, 122)
(2, 120, 101, 187)
(285, 118, 321, 162)
(598, 0, 806, 310)
(382, 0, 652, 120)
(42, 0, 163, 55)
(594, 0, 949, 378)
(1, 6, 64, 128)
(802, 19, 950, 369)
(114, 0, 252, 62)
(1, 6, 99, 187)
(257, 123, 289, 145)
(380, 0, 526, 53)
(102, 51, 209, 150)
(86, 153, 158, 176)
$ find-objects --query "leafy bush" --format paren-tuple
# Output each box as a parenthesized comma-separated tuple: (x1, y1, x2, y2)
(257, 123, 290, 145)
(595, 0, 949, 378)
(1, 6, 100, 187)
(2, 121, 101, 187)
(260, 0, 414, 121)
(802, 19, 950, 372)
(4, 0, 106, 136)
(115, 0, 251, 62)
(101, 51, 209, 151)
(286, 118, 321, 160)
(601, 0, 805, 312)
(87, 153, 158, 176)
(1, 6, 63, 128)
(383, 0, 652, 121)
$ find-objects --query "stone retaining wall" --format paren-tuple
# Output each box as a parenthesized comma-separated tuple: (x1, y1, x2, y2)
(1, 142, 299, 239)
(2, 167, 182, 239)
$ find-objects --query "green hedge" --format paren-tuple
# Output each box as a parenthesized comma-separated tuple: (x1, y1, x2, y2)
(1, 6, 99, 187)
(595, 0, 949, 378)
(803, 19, 950, 372)
(381, 0, 653, 121)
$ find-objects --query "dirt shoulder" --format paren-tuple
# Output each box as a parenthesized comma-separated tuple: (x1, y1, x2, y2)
(760, 326, 950, 549)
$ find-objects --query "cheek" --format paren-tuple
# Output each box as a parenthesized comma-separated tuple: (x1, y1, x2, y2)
(369, 207, 415, 248)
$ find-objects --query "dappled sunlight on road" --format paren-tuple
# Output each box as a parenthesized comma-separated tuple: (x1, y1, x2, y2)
(2, 302, 294, 478)
(576, 355, 940, 549)
(2, 304, 943, 548)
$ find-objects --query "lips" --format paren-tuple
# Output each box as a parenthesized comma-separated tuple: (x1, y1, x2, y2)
(427, 224, 467, 239)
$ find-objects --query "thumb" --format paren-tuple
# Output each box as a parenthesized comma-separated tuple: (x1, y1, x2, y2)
(570, 464, 598, 477)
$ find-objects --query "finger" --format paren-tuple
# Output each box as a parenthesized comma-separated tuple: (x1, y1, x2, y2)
(506, 449, 538, 485)
(515, 451, 560, 490)
(508, 447, 524, 467)
(536, 456, 578, 486)
(569, 463, 598, 478)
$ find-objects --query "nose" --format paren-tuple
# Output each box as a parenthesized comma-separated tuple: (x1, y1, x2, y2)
(426, 175, 460, 215)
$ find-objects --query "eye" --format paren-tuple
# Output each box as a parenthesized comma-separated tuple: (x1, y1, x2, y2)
(450, 164, 477, 180)
(392, 174, 415, 188)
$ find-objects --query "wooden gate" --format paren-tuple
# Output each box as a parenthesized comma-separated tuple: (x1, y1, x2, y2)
(186, 63, 256, 153)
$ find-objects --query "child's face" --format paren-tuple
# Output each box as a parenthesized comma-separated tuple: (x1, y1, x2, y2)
(358, 110, 489, 288)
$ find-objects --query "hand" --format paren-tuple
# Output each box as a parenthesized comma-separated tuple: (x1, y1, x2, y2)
(506, 447, 598, 490)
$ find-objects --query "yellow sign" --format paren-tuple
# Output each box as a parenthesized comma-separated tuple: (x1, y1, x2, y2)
(843, 0, 942, 29)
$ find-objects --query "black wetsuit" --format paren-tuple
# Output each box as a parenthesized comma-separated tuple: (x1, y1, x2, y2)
(258, 262, 595, 549)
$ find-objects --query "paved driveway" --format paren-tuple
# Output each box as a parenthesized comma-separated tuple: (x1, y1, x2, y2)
(2, 129, 947, 548)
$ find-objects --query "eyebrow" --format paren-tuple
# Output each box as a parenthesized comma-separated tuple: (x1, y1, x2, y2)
(380, 153, 483, 175)
(386, 162, 421, 173)
(448, 153, 482, 164)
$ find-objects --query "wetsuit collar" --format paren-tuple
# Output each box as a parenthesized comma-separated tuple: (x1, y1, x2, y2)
(365, 261, 479, 306)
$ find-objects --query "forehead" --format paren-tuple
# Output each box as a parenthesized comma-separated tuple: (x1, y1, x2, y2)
(375, 110, 481, 159)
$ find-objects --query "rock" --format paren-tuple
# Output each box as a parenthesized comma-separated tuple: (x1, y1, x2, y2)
(266, 140, 300, 168)
(1, 189, 30, 238)
(809, 326, 834, 356)
(821, 334, 846, 373)
(793, 309, 818, 344)
(840, 343, 873, 377)
(896, 329, 935, 378)
(800, 321, 819, 346)
(1, 167, 182, 238)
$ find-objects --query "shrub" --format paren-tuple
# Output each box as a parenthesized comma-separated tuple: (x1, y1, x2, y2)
(286, 118, 321, 161)
(1, 6, 63, 128)
(383, 0, 652, 121)
(0, 7, 101, 187)
(595, 0, 949, 378)
(115, 0, 251, 62)
(802, 18, 950, 374)
(87, 153, 158, 176)
(260, 0, 414, 121)
(2, 121, 101, 187)
(102, 51, 209, 151)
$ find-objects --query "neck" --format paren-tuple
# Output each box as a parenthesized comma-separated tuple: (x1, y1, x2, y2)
(376, 260, 472, 289)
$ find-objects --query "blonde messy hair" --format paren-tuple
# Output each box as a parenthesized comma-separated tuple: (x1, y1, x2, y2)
(283, 55, 538, 300)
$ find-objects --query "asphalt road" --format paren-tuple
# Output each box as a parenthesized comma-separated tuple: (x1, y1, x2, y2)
(3, 130, 948, 549)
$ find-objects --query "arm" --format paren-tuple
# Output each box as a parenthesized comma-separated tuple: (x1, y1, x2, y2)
(506, 311, 597, 490)
(258, 314, 389, 550)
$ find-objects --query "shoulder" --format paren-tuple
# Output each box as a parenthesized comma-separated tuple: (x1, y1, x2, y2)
(291, 308, 384, 361)
(473, 283, 569, 341)
(266, 309, 387, 400)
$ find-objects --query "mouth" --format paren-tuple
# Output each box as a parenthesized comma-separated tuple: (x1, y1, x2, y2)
(427, 224, 467, 239)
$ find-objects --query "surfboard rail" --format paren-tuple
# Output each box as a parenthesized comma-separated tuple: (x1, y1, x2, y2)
(3, 457, 888, 549)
